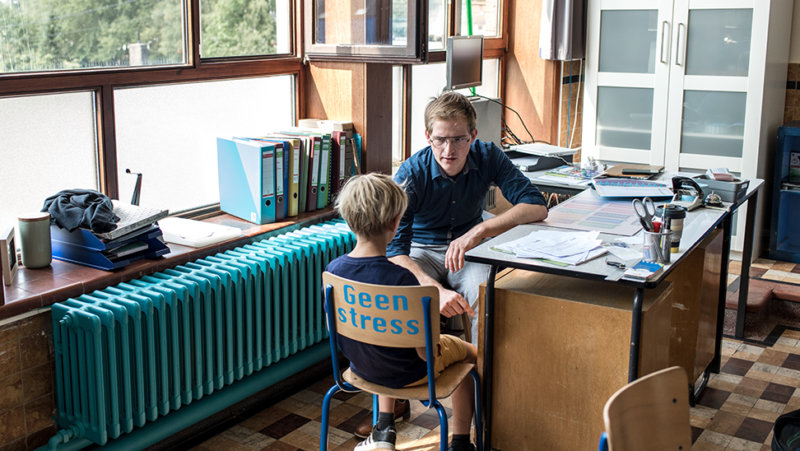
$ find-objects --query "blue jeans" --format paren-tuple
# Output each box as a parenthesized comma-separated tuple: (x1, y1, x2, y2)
(409, 243, 490, 345)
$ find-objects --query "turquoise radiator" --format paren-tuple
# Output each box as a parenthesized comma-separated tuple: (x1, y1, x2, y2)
(48, 220, 354, 448)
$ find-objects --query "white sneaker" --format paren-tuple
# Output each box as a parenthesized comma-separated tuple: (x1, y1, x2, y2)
(354, 425, 396, 451)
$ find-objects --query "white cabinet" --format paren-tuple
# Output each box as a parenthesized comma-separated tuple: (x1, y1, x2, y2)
(582, 0, 792, 253)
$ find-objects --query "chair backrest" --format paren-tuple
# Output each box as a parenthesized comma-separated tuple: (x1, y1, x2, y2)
(602, 366, 691, 451)
(322, 271, 440, 348)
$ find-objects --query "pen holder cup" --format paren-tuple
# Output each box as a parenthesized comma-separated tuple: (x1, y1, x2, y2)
(643, 230, 671, 264)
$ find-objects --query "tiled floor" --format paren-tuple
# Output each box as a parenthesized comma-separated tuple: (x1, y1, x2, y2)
(188, 258, 800, 451)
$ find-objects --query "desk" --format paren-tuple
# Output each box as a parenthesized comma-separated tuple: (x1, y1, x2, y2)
(466, 180, 762, 450)
(527, 172, 763, 340)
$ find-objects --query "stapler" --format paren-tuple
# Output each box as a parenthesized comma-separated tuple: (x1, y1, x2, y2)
(670, 176, 704, 211)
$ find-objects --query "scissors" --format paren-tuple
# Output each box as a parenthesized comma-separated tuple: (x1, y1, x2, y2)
(632, 197, 657, 231)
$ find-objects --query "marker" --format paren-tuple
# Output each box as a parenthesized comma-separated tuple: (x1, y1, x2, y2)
(606, 259, 626, 269)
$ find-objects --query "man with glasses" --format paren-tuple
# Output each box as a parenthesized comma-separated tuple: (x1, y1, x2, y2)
(387, 91, 548, 344)
(351, 91, 548, 443)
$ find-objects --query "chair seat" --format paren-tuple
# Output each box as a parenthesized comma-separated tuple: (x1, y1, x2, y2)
(343, 361, 475, 401)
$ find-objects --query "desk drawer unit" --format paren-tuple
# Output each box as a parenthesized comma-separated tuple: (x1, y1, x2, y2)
(478, 270, 673, 451)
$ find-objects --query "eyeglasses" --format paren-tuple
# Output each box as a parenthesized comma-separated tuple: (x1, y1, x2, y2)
(429, 135, 471, 148)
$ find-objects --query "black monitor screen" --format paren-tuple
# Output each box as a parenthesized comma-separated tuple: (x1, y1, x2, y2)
(446, 35, 483, 91)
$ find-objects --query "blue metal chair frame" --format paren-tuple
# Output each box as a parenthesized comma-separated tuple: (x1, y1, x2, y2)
(319, 282, 483, 451)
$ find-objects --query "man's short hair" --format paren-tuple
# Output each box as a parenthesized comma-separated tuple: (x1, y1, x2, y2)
(424, 91, 477, 134)
(335, 173, 407, 237)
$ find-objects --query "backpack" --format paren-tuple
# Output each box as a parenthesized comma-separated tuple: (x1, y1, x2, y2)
(774, 409, 800, 451)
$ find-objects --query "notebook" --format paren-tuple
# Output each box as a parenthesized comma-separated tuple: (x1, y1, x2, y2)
(96, 201, 169, 241)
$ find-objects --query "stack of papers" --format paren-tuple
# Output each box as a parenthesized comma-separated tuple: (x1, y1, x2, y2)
(492, 230, 607, 266)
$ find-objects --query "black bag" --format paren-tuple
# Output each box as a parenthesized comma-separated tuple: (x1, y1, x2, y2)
(773, 409, 800, 451)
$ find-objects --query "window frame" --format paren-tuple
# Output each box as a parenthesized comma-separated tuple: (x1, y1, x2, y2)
(397, 0, 508, 160)
(303, 0, 429, 63)
(0, 0, 304, 203)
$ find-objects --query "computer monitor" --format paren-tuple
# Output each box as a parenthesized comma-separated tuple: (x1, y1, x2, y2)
(446, 35, 483, 91)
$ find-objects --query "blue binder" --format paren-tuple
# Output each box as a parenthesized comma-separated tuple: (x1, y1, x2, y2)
(217, 137, 277, 224)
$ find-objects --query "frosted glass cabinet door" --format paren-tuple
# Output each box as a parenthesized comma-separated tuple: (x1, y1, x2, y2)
(596, 87, 654, 150)
(599, 10, 658, 74)
(665, 3, 755, 173)
(583, 0, 672, 165)
(685, 9, 753, 77)
(680, 90, 746, 157)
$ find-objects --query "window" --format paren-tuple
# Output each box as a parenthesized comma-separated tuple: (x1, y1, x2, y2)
(1, 0, 185, 74)
(0, 92, 99, 229)
(114, 76, 294, 212)
(0, 1, 301, 227)
(305, 0, 427, 61)
(200, 0, 293, 58)
(459, 0, 501, 37)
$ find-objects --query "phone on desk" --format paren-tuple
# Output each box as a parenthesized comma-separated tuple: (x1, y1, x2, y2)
(670, 176, 704, 211)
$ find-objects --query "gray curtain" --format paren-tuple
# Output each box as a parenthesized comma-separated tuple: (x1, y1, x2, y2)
(539, 0, 587, 61)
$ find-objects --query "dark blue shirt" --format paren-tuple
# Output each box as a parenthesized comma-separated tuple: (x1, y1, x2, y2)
(387, 139, 546, 257)
(325, 255, 427, 388)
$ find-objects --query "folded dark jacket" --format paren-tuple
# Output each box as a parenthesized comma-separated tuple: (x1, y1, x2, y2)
(42, 189, 120, 233)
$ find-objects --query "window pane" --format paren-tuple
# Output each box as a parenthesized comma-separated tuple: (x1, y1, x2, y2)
(114, 76, 295, 213)
(0, 92, 98, 229)
(0, 0, 184, 74)
(459, 0, 500, 37)
(429, 0, 447, 50)
(313, 0, 406, 46)
(408, 59, 499, 154)
(201, 0, 292, 57)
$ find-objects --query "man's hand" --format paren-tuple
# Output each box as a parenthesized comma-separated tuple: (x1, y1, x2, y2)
(445, 228, 483, 273)
(439, 286, 475, 317)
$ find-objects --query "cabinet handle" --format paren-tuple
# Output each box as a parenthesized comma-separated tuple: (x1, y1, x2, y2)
(660, 21, 671, 64)
(676, 22, 687, 67)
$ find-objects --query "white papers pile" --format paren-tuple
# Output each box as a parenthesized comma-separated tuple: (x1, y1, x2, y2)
(493, 230, 607, 265)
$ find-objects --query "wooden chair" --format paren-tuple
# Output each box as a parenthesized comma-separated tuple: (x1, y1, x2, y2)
(319, 272, 483, 451)
(598, 366, 691, 451)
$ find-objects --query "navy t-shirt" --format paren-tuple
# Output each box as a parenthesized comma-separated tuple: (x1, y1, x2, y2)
(325, 254, 428, 388)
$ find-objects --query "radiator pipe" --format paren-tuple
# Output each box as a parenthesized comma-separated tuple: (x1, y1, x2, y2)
(38, 343, 328, 451)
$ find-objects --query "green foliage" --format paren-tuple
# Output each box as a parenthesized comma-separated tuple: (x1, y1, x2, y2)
(0, 0, 279, 73)
(201, 0, 277, 58)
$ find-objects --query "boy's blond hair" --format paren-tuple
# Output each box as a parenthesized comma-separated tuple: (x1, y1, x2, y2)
(335, 173, 407, 237)
(424, 91, 477, 134)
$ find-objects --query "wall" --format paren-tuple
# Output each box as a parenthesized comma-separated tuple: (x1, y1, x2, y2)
(503, 0, 561, 146)
(0, 311, 56, 450)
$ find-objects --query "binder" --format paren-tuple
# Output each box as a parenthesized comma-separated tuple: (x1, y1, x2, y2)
(331, 130, 350, 196)
(260, 135, 301, 217)
(216, 138, 276, 224)
(247, 138, 290, 220)
(316, 133, 332, 208)
(274, 143, 286, 220)
(279, 130, 322, 211)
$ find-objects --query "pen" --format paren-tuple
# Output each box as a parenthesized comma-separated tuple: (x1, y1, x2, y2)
(606, 259, 626, 269)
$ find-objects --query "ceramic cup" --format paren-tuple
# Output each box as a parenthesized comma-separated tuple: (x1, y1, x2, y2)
(18, 212, 52, 269)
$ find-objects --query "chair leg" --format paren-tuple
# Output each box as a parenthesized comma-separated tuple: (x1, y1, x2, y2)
(470, 369, 483, 451)
(372, 394, 379, 428)
(320, 385, 340, 451)
(434, 401, 449, 451)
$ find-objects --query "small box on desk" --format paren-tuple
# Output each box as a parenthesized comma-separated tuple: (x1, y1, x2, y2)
(692, 174, 749, 203)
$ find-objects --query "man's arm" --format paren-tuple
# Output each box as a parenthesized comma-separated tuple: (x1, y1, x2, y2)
(445, 202, 547, 272)
(389, 254, 475, 318)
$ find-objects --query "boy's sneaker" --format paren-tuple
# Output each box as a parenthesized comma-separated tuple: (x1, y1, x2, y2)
(354, 425, 396, 451)
(354, 400, 410, 438)
(448, 443, 476, 451)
